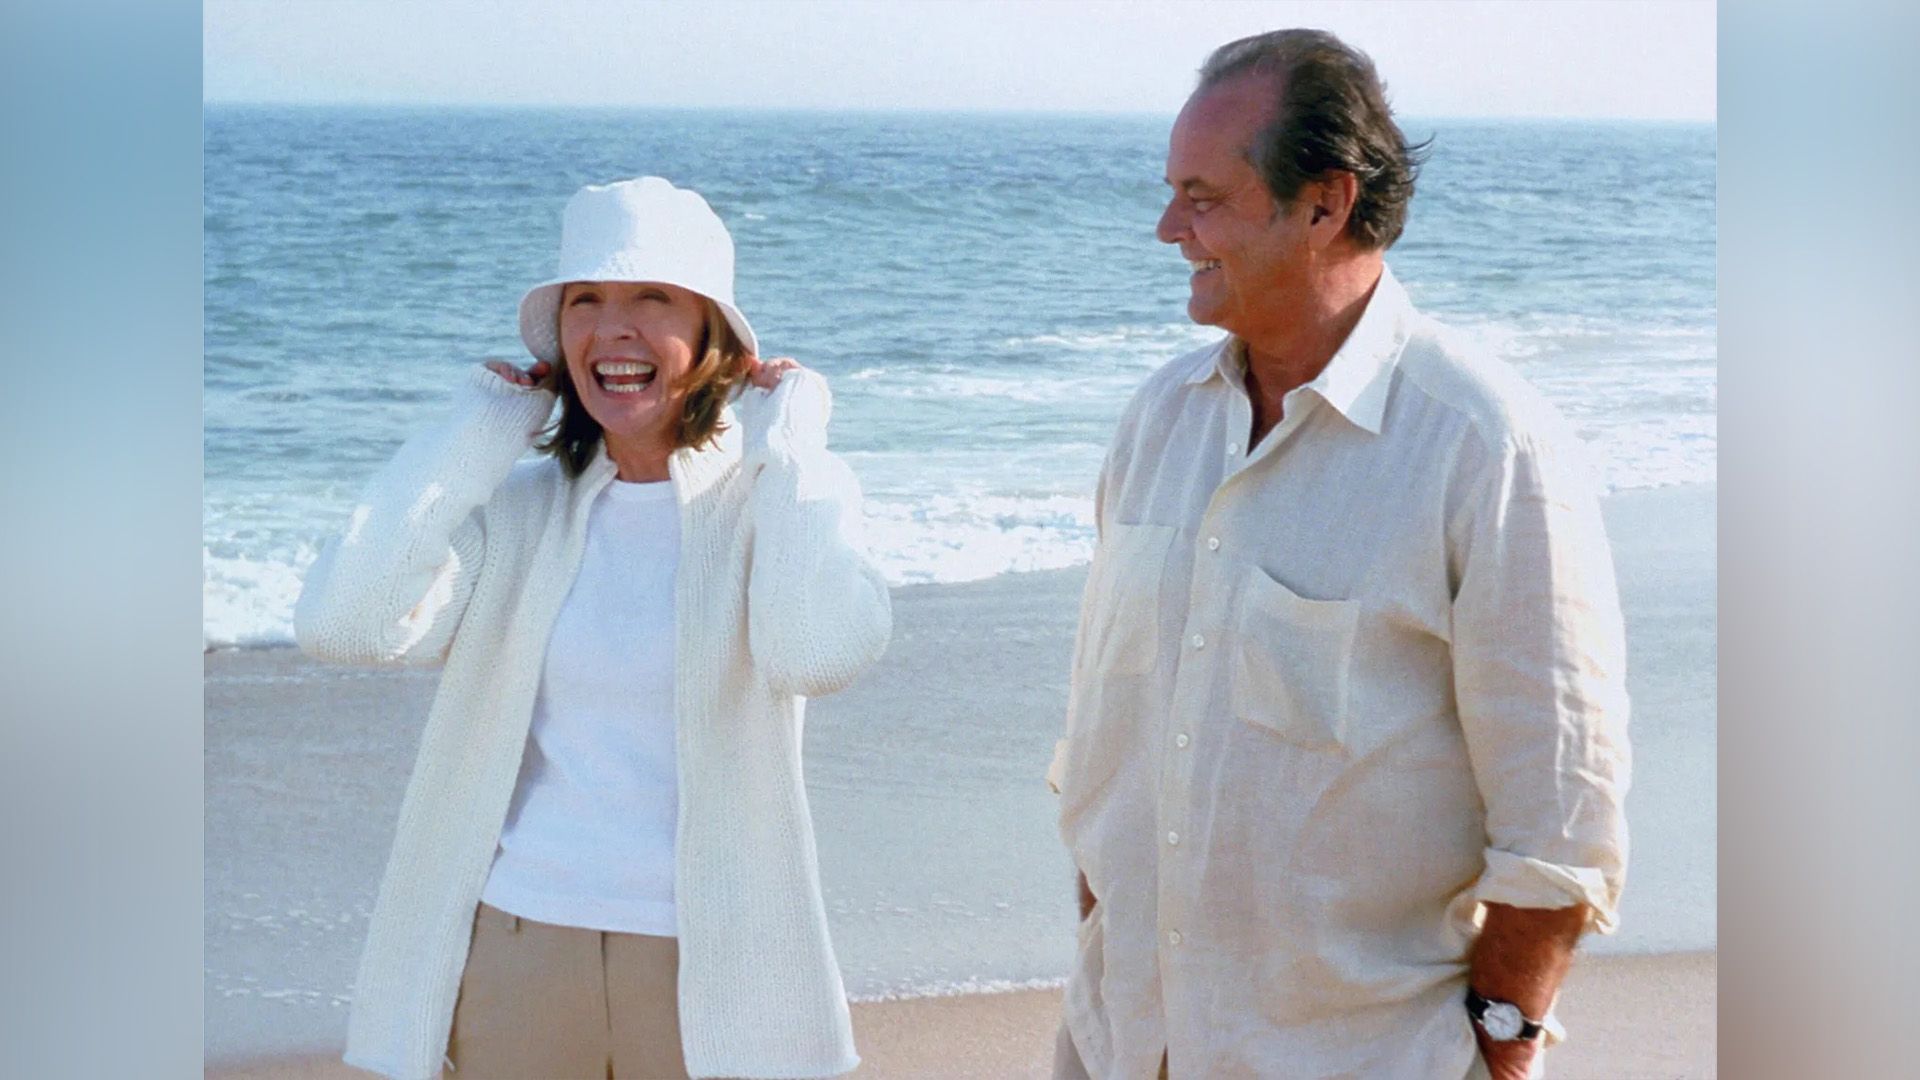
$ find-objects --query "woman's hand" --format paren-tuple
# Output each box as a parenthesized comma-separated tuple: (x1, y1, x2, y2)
(744, 355, 801, 390)
(738, 357, 828, 468)
(482, 358, 553, 389)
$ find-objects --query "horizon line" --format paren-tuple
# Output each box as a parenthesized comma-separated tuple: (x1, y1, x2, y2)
(201, 99, 1717, 124)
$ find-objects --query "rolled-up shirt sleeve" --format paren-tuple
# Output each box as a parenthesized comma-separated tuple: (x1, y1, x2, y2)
(1449, 430, 1631, 933)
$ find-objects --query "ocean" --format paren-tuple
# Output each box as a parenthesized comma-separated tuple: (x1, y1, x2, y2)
(203, 107, 1715, 649)
(202, 108, 1716, 1064)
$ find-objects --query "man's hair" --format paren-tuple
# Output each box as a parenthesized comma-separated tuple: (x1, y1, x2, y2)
(1198, 29, 1429, 250)
(536, 296, 751, 476)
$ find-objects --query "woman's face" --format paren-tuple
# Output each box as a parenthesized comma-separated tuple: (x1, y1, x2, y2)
(558, 279, 707, 453)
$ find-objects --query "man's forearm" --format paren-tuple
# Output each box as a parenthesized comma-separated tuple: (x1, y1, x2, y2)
(1468, 901, 1586, 1016)
(1467, 902, 1587, 1079)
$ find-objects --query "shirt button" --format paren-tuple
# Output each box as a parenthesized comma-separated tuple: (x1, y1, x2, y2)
(1206, 536, 1221, 551)
(1190, 633, 1206, 649)
(1167, 831, 1180, 846)
(1174, 733, 1190, 749)
(1227, 443, 1240, 455)
(1167, 930, 1182, 945)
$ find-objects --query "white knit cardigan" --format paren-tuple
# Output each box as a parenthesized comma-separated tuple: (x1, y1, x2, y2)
(295, 366, 892, 1080)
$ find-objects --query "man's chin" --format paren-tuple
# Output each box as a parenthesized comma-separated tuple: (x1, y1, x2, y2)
(1186, 296, 1227, 329)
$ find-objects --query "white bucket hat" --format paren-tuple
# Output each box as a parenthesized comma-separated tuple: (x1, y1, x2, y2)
(518, 176, 759, 363)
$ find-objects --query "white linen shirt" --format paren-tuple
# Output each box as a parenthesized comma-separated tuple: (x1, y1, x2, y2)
(1052, 266, 1630, 1080)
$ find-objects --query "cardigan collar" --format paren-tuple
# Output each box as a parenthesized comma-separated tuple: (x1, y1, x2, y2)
(568, 403, 744, 515)
(668, 405, 744, 505)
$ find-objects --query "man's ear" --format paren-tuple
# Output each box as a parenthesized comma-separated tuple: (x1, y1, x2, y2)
(1306, 171, 1359, 244)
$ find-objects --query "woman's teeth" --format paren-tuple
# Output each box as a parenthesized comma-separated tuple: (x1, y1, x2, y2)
(1189, 258, 1222, 273)
(593, 361, 655, 394)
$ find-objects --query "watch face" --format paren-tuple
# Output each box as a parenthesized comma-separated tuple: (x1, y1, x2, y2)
(1481, 1001, 1525, 1041)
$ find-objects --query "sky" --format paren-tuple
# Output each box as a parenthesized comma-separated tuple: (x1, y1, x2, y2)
(203, 0, 1716, 121)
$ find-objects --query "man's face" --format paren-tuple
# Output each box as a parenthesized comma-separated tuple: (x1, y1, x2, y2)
(1156, 74, 1317, 339)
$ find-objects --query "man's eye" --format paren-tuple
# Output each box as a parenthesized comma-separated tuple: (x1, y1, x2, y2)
(1192, 199, 1215, 212)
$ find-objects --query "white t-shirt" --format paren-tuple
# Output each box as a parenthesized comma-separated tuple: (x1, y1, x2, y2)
(480, 477, 681, 935)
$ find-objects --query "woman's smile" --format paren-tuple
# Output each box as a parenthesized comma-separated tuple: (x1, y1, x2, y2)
(590, 358, 659, 394)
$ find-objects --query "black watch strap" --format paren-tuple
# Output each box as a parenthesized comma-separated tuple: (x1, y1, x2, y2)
(1464, 986, 1545, 1040)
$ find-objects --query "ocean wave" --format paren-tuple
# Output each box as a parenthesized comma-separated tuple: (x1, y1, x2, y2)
(204, 545, 317, 650)
(848, 975, 1069, 1003)
(999, 322, 1220, 356)
(885, 372, 1139, 404)
(863, 493, 1097, 586)
(202, 494, 1100, 648)
(1580, 414, 1718, 492)
(1441, 311, 1717, 364)
(1421, 311, 1718, 491)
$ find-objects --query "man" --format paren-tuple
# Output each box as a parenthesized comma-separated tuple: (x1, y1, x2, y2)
(1048, 30, 1630, 1080)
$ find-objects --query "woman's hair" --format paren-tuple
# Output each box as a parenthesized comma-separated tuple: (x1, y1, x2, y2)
(536, 295, 752, 476)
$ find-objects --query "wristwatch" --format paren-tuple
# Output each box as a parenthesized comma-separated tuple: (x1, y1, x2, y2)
(1464, 987, 1545, 1042)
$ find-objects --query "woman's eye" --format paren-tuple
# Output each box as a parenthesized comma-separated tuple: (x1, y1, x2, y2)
(567, 293, 598, 306)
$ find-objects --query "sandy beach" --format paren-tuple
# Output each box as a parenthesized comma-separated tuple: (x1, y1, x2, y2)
(209, 950, 1714, 1079)
(206, 484, 1715, 1077)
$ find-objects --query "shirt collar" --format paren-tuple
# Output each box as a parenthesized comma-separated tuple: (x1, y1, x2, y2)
(666, 403, 743, 504)
(1182, 263, 1411, 436)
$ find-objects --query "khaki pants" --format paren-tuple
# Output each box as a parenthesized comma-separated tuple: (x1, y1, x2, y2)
(445, 903, 689, 1080)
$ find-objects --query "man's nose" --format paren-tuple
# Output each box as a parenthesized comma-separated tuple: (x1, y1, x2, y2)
(1156, 198, 1186, 245)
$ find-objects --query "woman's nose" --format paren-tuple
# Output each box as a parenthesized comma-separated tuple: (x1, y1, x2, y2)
(597, 302, 639, 338)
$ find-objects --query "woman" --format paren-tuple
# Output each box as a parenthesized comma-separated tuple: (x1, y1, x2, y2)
(295, 176, 891, 1080)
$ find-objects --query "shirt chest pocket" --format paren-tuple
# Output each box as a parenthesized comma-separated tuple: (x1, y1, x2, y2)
(1089, 523, 1177, 676)
(1230, 568, 1360, 750)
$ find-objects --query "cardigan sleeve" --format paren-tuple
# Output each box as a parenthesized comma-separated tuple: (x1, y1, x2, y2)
(739, 369, 893, 697)
(294, 367, 556, 667)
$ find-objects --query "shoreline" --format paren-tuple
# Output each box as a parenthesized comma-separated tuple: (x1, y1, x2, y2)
(206, 951, 1716, 1078)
